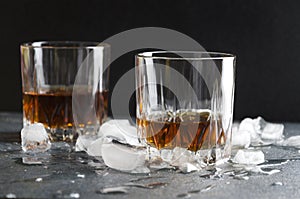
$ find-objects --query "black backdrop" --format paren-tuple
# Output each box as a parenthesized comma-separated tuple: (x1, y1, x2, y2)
(1, 0, 300, 121)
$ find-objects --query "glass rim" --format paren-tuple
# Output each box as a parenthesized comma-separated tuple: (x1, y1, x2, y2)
(136, 51, 235, 60)
(20, 41, 110, 49)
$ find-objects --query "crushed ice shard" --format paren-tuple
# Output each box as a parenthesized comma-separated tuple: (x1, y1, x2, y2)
(101, 139, 149, 173)
(21, 123, 51, 153)
(232, 149, 265, 165)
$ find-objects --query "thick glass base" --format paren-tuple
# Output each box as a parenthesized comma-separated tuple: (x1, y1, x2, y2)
(146, 145, 230, 168)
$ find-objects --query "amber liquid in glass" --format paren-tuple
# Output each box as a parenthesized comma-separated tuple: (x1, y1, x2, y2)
(137, 110, 225, 152)
(23, 88, 108, 142)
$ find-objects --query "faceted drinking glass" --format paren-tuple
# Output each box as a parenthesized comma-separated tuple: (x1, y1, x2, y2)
(21, 41, 110, 142)
(136, 51, 235, 163)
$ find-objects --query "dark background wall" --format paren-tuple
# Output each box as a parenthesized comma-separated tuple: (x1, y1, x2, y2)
(0, 0, 299, 122)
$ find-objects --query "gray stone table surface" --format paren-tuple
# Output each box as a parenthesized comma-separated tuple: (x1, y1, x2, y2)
(0, 112, 300, 199)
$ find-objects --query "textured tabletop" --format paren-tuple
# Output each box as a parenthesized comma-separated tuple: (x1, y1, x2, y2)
(0, 112, 300, 199)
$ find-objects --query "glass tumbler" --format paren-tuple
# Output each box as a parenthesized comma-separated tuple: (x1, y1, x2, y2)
(21, 41, 110, 142)
(136, 51, 235, 163)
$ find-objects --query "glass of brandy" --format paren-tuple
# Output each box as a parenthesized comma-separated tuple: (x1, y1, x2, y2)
(20, 41, 110, 142)
(136, 51, 235, 163)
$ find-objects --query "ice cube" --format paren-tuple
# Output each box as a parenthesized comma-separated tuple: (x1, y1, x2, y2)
(170, 147, 195, 167)
(75, 135, 96, 152)
(239, 118, 261, 143)
(101, 139, 149, 173)
(232, 149, 265, 165)
(21, 123, 51, 153)
(232, 130, 251, 149)
(261, 123, 284, 141)
(86, 137, 103, 156)
(178, 163, 200, 173)
(254, 117, 284, 141)
(76, 119, 140, 156)
(99, 120, 140, 146)
(279, 136, 300, 148)
(238, 117, 284, 146)
(253, 116, 267, 133)
(84, 119, 141, 157)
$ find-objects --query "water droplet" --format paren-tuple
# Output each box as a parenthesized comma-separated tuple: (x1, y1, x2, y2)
(145, 182, 168, 188)
(124, 181, 167, 189)
(69, 193, 80, 198)
(233, 176, 249, 180)
(200, 185, 214, 192)
(188, 189, 200, 194)
(177, 193, 191, 198)
(97, 186, 128, 194)
(35, 178, 43, 182)
(129, 176, 164, 182)
(271, 182, 283, 186)
(22, 157, 42, 165)
(77, 174, 85, 178)
(5, 193, 16, 198)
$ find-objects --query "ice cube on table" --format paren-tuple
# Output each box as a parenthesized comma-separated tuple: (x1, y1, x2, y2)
(101, 139, 149, 173)
(179, 163, 200, 173)
(278, 135, 300, 148)
(254, 117, 284, 141)
(232, 128, 251, 149)
(75, 135, 96, 152)
(99, 120, 140, 146)
(170, 147, 199, 167)
(232, 149, 265, 165)
(237, 117, 284, 146)
(86, 137, 103, 157)
(239, 118, 261, 143)
(261, 123, 284, 141)
(21, 123, 51, 153)
(78, 119, 141, 157)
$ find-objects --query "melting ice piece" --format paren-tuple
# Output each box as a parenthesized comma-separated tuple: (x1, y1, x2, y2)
(101, 139, 149, 173)
(22, 157, 43, 165)
(35, 178, 43, 182)
(21, 123, 51, 153)
(232, 149, 265, 165)
(169, 147, 203, 172)
(75, 135, 96, 152)
(97, 186, 128, 194)
(232, 128, 251, 149)
(178, 163, 200, 173)
(238, 117, 284, 146)
(253, 117, 284, 141)
(5, 193, 16, 198)
(239, 118, 261, 143)
(278, 136, 300, 148)
(86, 138, 103, 156)
(271, 182, 283, 186)
(99, 120, 140, 146)
(170, 147, 197, 167)
(84, 120, 141, 157)
(69, 193, 80, 198)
